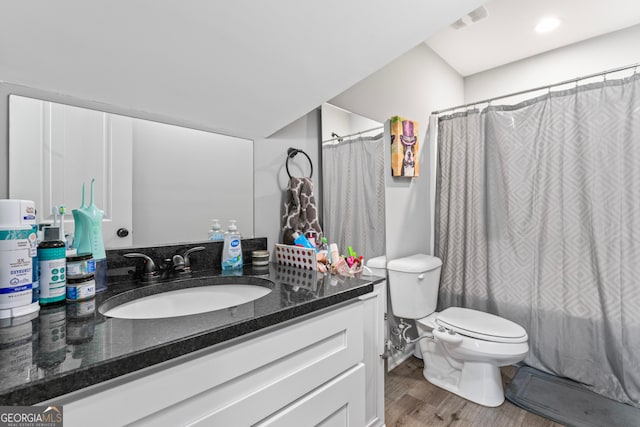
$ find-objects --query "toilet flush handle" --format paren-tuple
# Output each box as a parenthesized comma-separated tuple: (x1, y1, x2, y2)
(418, 274, 425, 280)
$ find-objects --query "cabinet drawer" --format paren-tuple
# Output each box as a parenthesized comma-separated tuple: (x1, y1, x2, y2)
(255, 363, 365, 427)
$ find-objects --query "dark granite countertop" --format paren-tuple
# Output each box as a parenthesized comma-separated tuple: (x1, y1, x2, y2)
(0, 263, 379, 405)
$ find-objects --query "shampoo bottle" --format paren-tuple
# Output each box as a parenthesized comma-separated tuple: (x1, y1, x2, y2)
(221, 220, 243, 270)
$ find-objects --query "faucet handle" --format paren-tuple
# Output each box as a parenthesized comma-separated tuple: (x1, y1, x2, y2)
(183, 246, 205, 270)
(172, 254, 186, 271)
(123, 253, 159, 279)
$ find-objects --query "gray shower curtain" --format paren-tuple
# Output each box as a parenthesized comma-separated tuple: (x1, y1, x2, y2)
(322, 133, 385, 261)
(435, 74, 640, 407)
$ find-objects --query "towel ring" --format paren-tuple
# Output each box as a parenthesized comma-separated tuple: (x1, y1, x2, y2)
(286, 148, 313, 179)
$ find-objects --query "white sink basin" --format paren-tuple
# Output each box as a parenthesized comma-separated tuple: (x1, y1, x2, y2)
(101, 284, 272, 319)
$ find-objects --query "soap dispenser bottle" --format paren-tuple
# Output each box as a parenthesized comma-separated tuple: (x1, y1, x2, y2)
(208, 219, 224, 241)
(221, 220, 242, 270)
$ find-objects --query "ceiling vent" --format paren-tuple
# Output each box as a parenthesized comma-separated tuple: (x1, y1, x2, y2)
(451, 6, 489, 30)
(451, 18, 468, 30)
(469, 6, 488, 22)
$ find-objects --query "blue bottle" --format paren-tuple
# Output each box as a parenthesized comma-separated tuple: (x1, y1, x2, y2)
(292, 231, 316, 250)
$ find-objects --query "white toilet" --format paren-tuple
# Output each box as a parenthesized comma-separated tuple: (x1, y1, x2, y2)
(386, 254, 529, 407)
(366, 255, 387, 279)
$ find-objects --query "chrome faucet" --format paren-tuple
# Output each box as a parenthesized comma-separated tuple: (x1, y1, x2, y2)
(159, 246, 205, 278)
(182, 246, 205, 272)
(123, 253, 160, 283)
(123, 246, 206, 283)
(159, 255, 186, 278)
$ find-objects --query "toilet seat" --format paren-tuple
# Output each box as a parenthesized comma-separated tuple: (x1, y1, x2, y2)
(436, 307, 528, 344)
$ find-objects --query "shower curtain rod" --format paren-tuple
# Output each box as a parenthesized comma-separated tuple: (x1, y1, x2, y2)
(321, 125, 384, 144)
(432, 61, 640, 116)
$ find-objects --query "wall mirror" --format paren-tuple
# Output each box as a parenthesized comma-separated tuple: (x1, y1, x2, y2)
(9, 94, 254, 249)
(320, 103, 385, 262)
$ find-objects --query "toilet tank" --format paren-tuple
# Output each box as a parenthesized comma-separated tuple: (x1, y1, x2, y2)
(366, 255, 387, 279)
(387, 254, 442, 319)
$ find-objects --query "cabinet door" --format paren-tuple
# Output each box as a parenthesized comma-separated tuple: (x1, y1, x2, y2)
(255, 363, 365, 427)
(9, 95, 133, 248)
(359, 281, 386, 427)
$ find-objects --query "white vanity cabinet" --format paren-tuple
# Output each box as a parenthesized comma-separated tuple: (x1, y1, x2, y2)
(360, 281, 386, 427)
(45, 284, 386, 427)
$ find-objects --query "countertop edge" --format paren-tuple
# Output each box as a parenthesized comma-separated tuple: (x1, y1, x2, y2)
(2, 282, 374, 405)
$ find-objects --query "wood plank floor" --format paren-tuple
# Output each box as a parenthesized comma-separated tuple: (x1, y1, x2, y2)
(385, 357, 564, 427)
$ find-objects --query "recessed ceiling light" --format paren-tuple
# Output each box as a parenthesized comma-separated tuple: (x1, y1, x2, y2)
(535, 16, 562, 33)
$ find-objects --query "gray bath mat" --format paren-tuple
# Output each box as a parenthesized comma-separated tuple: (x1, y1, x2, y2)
(505, 366, 639, 427)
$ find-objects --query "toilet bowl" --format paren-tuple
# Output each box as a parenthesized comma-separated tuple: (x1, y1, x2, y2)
(386, 254, 529, 407)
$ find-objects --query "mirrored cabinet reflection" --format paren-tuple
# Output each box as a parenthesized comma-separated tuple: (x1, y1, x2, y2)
(9, 94, 254, 249)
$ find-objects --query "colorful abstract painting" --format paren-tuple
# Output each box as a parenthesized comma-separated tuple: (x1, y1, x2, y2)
(390, 116, 419, 177)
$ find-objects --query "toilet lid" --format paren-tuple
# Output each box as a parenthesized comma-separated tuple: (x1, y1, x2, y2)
(436, 307, 528, 343)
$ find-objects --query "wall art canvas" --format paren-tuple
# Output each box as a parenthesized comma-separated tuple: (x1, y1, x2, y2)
(390, 116, 419, 177)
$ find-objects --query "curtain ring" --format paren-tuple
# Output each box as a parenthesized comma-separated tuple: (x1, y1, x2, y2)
(286, 148, 313, 179)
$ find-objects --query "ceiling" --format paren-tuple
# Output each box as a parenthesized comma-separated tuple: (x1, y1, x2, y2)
(426, 0, 640, 77)
(0, 0, 485, 138)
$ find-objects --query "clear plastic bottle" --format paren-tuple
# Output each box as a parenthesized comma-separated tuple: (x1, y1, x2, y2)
(208, 219, 224, 241)
(227, 220, 241, 237)
(221, 220, 243, 270)
(318, 237, 330, 263)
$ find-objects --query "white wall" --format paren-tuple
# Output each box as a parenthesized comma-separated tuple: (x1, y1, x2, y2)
(253, 110, 321, 254)
(330, 43, 465, 261)
(465, 24, 640, 105)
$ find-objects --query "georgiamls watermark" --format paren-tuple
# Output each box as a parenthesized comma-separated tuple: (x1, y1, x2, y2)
(0, 406, 63, 427)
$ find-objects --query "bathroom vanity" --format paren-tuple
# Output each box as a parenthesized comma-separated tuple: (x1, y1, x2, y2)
(0, 261, 385, 427)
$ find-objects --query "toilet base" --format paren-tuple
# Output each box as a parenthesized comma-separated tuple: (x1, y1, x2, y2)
(417, 324, 510, 407)
(423, 360, 505, 407)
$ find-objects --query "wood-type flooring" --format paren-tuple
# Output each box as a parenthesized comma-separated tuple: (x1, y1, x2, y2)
(385, 357, 565, 427)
